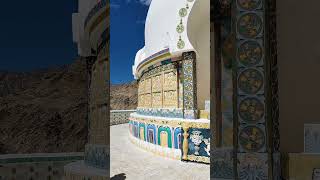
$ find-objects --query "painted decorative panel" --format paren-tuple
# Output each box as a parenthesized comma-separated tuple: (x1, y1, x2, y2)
(182, 52, 197, 119)
(158, 126, 172, 148)
(136, 108, 183, 118)
(237, 153, 268, 180)
(147, 124, 157, 144)
(174, 127, 182, 149)
(238, 124, 266, 153)
(182, 128, 210, 163)
(138, 61, 180, 110)
(163, 71, 177, 91)
(139, 123, 146, 141)
(236, 12, 263, 39)
(237, 68, 264, 95)
(152, 92, 162, 108)
(238, 96, 265, 124)
(139, 80, 145, 94)
(145, 93, 152, 107)
(211, 148, 234, 178)
(234, 0, 279, 178)
(163, 90, 178, 108)
(237, 0, 262, 11)
(178, 66, 184, 109)
(145, 78, 152, 94)
(129, 114, 210, 163)
(237, 40, 264, 67)
(133, 122, 139, 138)
(152, 74, 162, 92)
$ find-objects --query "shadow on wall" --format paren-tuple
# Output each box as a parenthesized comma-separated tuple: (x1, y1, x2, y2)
(111, 173, 126, 180)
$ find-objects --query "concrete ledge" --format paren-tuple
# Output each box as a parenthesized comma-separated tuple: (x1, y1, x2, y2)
(0, 152, 84, 164)
(64, 160, 108, 180)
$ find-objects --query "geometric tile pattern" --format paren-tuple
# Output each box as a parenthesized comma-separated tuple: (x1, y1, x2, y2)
(234, 0, 279, 179)
(182, 51, 197, 119)
(84, 144, 108, 169)
(212, 0, 280, 179)
(237, 153, 268, 180)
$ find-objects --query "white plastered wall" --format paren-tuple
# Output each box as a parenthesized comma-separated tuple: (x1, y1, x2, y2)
(187, 0, 210, 110)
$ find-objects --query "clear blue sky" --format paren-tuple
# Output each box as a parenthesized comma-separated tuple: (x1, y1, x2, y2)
(0, 0, 78, 72)
(0, 0, 149, 84)
(110, 0, 149, 84)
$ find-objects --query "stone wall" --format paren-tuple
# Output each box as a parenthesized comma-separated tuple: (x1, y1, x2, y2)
(0, 153, 83, 180)
(110, 110, 136, 126)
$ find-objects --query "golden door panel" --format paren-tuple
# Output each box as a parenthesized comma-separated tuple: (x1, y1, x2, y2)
(163, 90, 178, 108)
(152, 74, 162, 92)
(139, 94, 145, 108)
(144, 93, 152, 107)
(163, 71, 177, 91)
(140, 80, 145, 94)
(152, 92, 162, 108)
(138, 81, 143, 95)
(145, 78, 152, 94)
(138, 94, 142, 107)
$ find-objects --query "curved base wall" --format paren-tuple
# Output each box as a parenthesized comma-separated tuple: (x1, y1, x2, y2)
(129, 125, 182, 160)
(129, 113, 210, 164)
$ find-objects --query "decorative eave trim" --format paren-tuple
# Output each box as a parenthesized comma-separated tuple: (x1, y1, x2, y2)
(137, 48, 170, 69)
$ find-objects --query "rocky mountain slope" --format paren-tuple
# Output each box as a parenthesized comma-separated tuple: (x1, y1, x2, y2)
(0, 59, 137, 154)
(110, 81, 137, 110)
(0, 59, 88, 154)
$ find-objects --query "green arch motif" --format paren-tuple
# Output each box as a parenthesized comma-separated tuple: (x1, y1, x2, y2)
(157, 126, 172, 148)
(139, 123, 146, 141)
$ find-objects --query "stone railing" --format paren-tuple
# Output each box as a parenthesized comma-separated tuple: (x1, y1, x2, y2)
(110, 110, 136, 126)
(0, 152, 83, 180)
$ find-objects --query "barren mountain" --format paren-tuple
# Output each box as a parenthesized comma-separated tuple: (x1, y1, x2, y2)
(0, 59, 88, 154)
(0, 59, 137, 154)
(110, 81, 138, 110)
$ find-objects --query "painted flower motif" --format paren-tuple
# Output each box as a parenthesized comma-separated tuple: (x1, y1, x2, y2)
(239, 126, 265, 152)
(239, 97, 264, 122)
(237, 0, 262, 11)
(238, 41, 263, 67)
(176, 21, 184, 33)
(177, 37, 185, 49)
(238, 68, 263, 94)
(179, 8, 188, 17)
(238, 154, 268, 180)
(237, 13, 263, 38)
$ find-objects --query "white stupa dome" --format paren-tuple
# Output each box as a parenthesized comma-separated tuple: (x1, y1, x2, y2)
(133, 0, 209, 78)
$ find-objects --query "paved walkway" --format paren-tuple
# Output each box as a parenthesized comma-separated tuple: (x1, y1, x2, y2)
(110, 123, 210, 180)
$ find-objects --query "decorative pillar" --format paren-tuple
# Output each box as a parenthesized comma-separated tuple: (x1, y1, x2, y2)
(182, 51, 197, 119)
(182, 125, 190, 160)
(233, 0, 280, 179)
